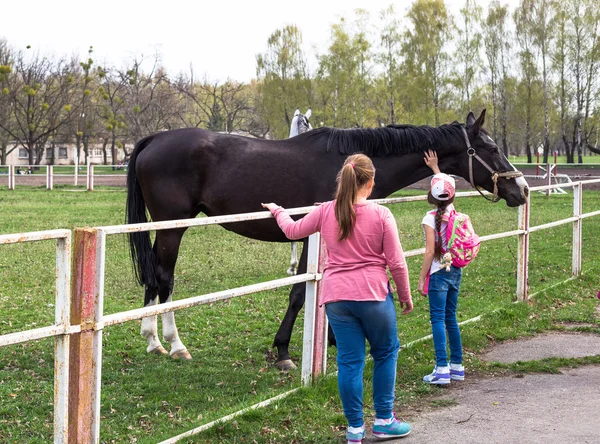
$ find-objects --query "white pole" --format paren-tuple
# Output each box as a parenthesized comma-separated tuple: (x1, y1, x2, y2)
(54, 233, 71, 443)
(74, 151, 79, 186)
(87, 164, 94, 191)
(572, 182, 582, 276)
(301, 233, 320, 386)
(517, 199, 530, 301)
(8, 164, 14, 190)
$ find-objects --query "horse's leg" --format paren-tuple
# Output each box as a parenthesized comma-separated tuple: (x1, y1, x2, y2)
(140, 287, 168, 355)
(154, 228, 192, 360)
(286, 242, 298, 276)
(273, 241, 338, 371)
(273, 242, 308, 371)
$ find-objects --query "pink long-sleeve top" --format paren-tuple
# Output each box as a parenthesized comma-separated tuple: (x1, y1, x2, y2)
(270, 200, 412, 305)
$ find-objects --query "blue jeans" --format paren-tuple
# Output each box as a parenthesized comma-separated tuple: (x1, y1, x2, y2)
(325, 292, 400, 428)
(428, 266, 463, 367)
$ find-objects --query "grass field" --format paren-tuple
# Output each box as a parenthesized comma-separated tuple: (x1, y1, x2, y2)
(0, 186, 599, 443)
(509, 154, 600, 164)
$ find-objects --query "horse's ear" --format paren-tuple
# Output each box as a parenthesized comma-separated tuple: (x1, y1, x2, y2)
(466, 111, 476, 127)
(305, 108, 312, 120)
(467, 109, 486, 134)
(294, 109, 300, 117)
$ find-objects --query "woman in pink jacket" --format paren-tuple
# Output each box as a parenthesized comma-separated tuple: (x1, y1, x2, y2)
(262, 153, 413, 443)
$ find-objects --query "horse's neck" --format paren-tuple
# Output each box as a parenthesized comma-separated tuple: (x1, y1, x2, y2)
(371, 153, 448, 198)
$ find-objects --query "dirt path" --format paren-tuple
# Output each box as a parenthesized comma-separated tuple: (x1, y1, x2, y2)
(364, 332, 600, 443)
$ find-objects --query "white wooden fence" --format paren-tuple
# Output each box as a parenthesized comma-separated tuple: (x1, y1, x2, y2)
(3, 164, 126, 190)
(1, 179, 599, 443)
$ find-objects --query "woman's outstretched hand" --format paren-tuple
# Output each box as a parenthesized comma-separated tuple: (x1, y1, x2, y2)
(424, 150, 441, 174)
(261, 203, 279, 211)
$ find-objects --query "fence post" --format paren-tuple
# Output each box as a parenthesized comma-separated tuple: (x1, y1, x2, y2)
(8, 164, 14, 190)
(517, 199, 530, 301)
(311, 240, 328, 380)
(572, 182, 582, 276)
(68, 228, 104, 443)
(47, 165, 53, 190)
(546, 163, 551, 197)
(74, 152, 79, 187)
(302, 233, 320, 386)
(87, 165, 94, 191)
(54, 233, 72, 443)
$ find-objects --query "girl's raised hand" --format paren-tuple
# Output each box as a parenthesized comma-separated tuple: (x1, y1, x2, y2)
(423, 150, 441, 174)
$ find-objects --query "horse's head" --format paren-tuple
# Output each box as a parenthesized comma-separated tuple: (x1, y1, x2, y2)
(446, 110, 529, 207)
(289, 108, 312, 138)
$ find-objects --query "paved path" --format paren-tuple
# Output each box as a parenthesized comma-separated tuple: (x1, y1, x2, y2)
(362, 332, 600, 444)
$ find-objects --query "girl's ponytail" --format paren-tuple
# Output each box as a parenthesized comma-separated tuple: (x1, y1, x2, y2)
(428, 191, 455, 261)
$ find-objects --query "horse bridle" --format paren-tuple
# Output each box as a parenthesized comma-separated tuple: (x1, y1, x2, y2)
(461, 127, 523, 202)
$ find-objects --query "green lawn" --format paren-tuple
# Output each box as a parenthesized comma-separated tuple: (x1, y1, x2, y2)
(0, 187, 599, 443)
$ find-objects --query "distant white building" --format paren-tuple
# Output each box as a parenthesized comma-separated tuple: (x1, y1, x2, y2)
(4, 142, 129, 165)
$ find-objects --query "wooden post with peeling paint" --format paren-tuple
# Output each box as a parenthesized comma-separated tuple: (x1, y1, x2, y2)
(68, 228, 99, 443)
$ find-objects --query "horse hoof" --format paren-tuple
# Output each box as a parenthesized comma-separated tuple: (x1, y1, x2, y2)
(274, 359, 297, 371)
(149, 346, 168, 355)
(286, 268, 296, 276)
(171, 349, 192, 360)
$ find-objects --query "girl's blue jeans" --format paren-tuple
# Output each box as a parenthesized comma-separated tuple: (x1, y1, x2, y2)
(428, 266, 463, 367)
(325, 292, 399, 428)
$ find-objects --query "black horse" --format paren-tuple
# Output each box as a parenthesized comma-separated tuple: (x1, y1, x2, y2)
(126, 110, 529, 370)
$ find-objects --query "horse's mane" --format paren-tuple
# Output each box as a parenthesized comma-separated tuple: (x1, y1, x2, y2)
(301, 123, 465, 156)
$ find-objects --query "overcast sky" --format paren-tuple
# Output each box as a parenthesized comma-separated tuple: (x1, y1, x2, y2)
(2, 0, 520, 82)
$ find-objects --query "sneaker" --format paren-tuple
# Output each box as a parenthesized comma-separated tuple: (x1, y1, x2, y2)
(372, 415, 411, 439)
(346, 429, 366, 444)
(373, 415, 410, 439)
(423, 365, 451, 385)
(450, 363, 465, 381)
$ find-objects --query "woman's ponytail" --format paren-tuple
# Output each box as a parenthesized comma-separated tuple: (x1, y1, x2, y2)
(335, 154, 375, 241)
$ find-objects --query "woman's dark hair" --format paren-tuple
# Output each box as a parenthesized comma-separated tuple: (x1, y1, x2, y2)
(427, 191, 455, 261)
(335, 154, 375, 241)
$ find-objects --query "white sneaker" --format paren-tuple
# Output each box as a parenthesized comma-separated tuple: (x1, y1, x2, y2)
(423, 365, 450, 385)
(450, 363, 465, 381)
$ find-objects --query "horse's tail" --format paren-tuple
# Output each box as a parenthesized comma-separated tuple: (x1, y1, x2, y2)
(126, 135, 157, 292)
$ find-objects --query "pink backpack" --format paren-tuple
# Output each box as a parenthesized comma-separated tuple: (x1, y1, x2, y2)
(430, 209, 480, 268)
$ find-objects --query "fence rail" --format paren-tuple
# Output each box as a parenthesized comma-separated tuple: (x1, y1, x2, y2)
(1, 179, 599, 443)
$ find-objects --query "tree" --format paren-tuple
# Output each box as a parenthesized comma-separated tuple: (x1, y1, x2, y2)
(483, 1, 512, 156)
(453, 0, 483, 115)
(120, 55, 181, 145)
(97, 65, 129, 162)
(514, 0, 539, 163)
(0, 39, 16, 165)
(403, 0, 454, 126)
(529, 0, 554, 163)
(0, 48, 76, 166)
(375, 6, 403, 125)
(256, 25, 311, 138)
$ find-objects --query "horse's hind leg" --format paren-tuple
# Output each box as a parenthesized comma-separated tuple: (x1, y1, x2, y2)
(154, 228, 192, 360)
(273, 243, 307, 371)
(286, 242, 298, 276)
(141, 288, 168, 355)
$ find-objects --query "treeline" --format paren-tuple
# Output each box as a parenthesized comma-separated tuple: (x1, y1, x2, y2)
(1, 0, 599, 166)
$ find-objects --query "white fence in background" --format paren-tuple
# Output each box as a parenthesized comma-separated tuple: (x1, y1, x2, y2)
(2, 164, 127, 190)
(1, 179, 599, 443)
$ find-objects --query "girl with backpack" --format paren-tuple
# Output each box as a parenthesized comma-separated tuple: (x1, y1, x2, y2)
(417, 150, 466, 385)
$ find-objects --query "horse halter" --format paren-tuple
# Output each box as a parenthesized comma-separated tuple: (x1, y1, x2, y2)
(461, 127, 523, 202)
